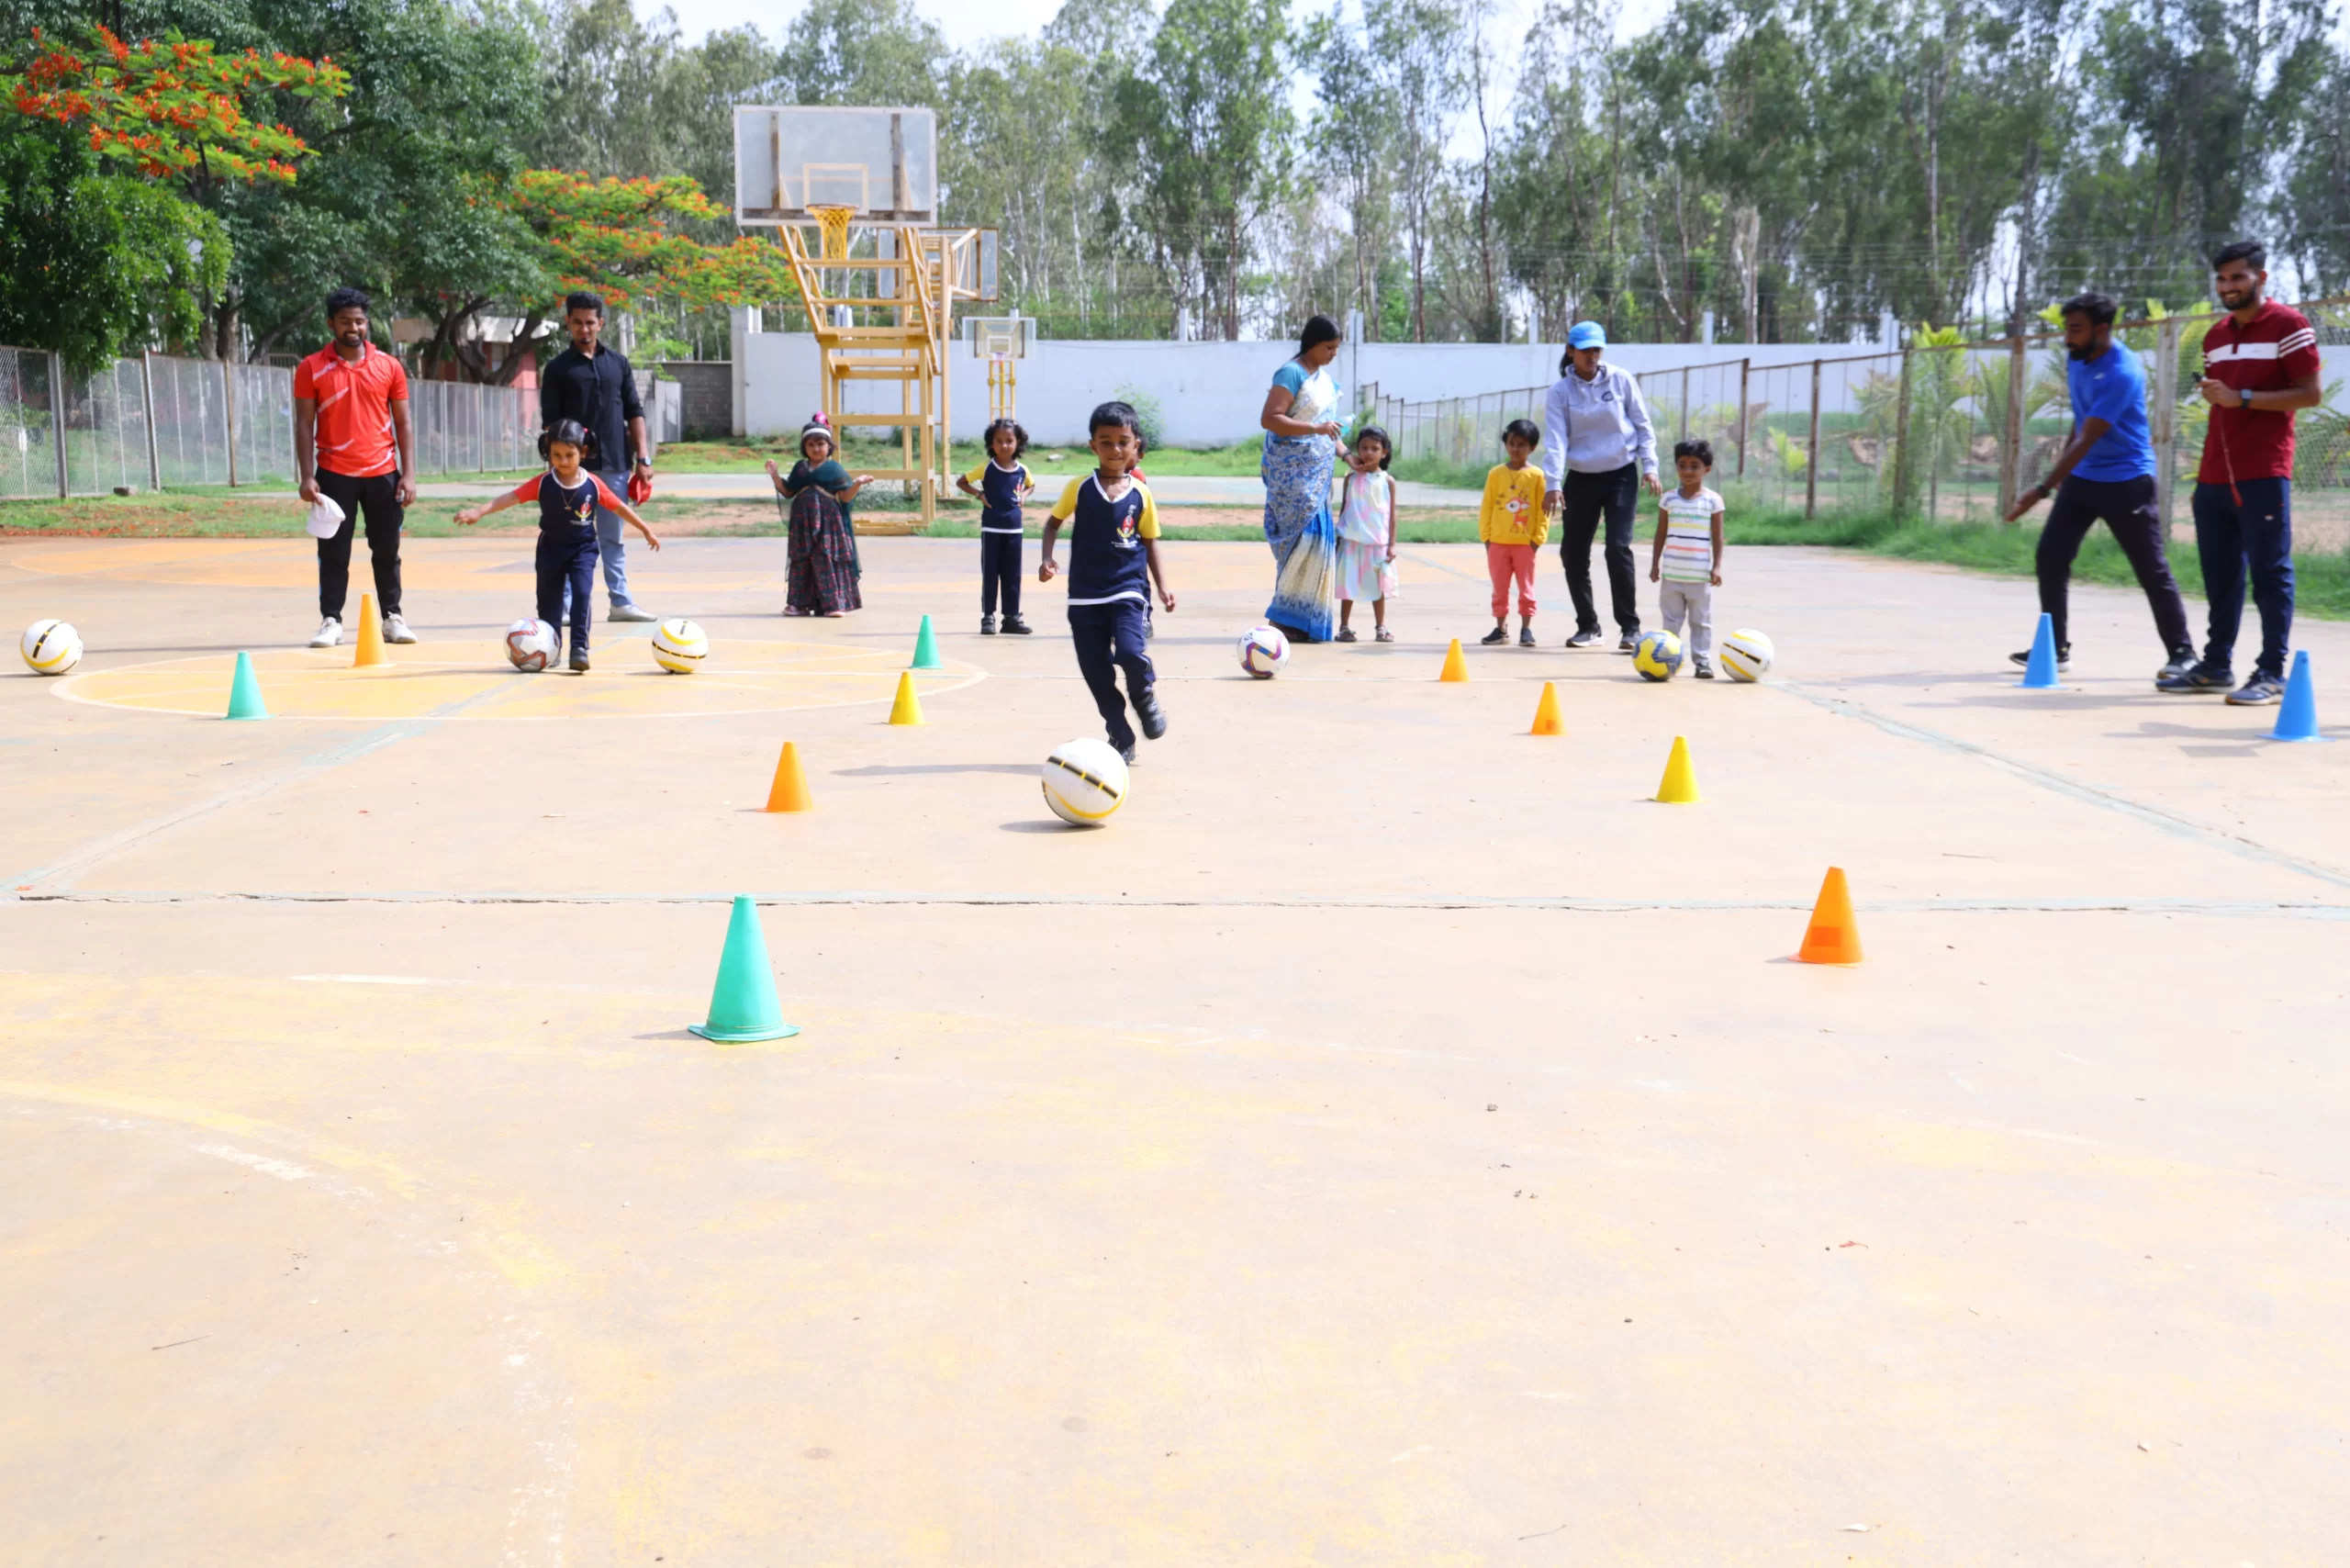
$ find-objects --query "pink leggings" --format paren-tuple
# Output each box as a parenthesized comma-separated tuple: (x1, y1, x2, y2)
(1486, 543, 1538, 618)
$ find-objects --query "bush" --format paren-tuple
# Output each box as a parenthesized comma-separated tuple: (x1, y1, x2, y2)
(1112, 385, 1166, 451)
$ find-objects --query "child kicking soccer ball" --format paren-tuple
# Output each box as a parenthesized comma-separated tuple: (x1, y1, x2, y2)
(956, 417, 1035, 635)
(456, 419, 662, 672)
(1038, 400, 1176, 762)
(1649, 438, 1726, 678)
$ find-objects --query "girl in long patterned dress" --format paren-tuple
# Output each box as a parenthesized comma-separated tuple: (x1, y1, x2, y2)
(765, 415, 870, 617)
(1259, 316, 1346, 644)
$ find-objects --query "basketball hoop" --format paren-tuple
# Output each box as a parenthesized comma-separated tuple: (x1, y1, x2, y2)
(810, 204, 855, 260)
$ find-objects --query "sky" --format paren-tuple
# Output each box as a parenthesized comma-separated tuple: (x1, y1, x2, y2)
(657, 0, 1674, 66)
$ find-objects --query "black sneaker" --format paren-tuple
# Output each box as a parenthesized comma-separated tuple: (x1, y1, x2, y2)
(2156, 660, 2232, 694)
(1616, 633, 1639, 654)
(1516, 625, 1536, 647)
(2009, 644, 2071, 670)
(1117, 742, 1136, 764)
(1480, 626, 1508, 645)
(2155, 648, 2198, 682)
(1002, 615, 1033, 635)
(568, 647, 590, 673)
(2225, 671, 2286, 706)
(980, 613, 997, 635)
(1134, 688, 1168, 741)
(1566, 628, 1604, 648)
(1694, 660, 1715, 679)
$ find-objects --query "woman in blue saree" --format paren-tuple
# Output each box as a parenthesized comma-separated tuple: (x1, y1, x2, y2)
(1259, 315, 1347, 643)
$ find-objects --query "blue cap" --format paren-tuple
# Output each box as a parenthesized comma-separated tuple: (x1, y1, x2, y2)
(1568, 321, 1606, 350)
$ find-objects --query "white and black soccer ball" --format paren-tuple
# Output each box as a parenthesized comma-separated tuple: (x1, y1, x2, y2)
(1041, 737, 1129, 826)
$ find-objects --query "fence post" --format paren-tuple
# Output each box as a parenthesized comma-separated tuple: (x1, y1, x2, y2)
(1804, 358, 1821, 520)
(1891, 345, 1914, 515)
(140, 351, 162, 492)
(1678, 364, 1690, 444)
(49, 351, 69, 498)
(2152, 315, 2182, 532)
(1736, 357, 1751, 477)
(221, 357, 241, 487)
(1999, 331, 2026, 520)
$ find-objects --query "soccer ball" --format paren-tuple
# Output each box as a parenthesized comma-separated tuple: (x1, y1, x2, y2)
(1719, 628, 1774, 682)
(505, 618, 557, 672)
(1041, 737, 1129, 826)
(1237, 623, 1291, 679)
(1632, 629, 1684, 681)
(20, 619, 82, 675)
(651, 618, 708, 674)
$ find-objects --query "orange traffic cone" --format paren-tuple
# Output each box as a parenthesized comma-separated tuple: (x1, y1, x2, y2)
(1438, 638, 1469, 682)
(1529, 681, 1563, 735)
(1796, 867, 1863, 965)
(765, 741, 812, 812)
(351, 592, 387, 668)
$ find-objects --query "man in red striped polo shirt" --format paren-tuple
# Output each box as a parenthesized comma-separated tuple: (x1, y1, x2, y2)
(295, 286, 418, 649)
(2158, 241, 2322, 704)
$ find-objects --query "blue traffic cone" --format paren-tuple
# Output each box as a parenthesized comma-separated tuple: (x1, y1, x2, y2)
(2018, 612, 2060, 689)
(909, 613, 942, 670)
(688, 896, 800, 1042)
(2271, 649, 2323, 742)
(224, 651, 269, 720)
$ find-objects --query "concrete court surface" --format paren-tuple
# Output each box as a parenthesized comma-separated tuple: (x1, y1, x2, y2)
(3, 530, 2347, 1566)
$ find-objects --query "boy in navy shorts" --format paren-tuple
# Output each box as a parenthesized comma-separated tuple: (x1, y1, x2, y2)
(955, 416, 1035, 634)
(455, 419, 662, 671)
(1038, 400, 1176, 762)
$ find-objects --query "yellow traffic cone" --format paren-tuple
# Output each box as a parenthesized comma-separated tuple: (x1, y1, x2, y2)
(1796, 867, 1863, 965)
(765, 741, 812, 812)
(352, 592, 387, 668)
(1653, 734, 1700, 802)
(1529, 681, 1563, 735)
(1438, 638, 1469, 682)
(888, 670, 925, 725)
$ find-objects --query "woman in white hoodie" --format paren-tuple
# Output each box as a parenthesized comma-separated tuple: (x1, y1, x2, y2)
(1540, 321, 1662, 651)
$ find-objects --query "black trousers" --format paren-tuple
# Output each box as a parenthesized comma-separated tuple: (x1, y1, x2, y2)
(1558, 464, 1641, 635)
(2035, 474, 2192, 655)
(536, 528, 599, 654)
(980, 530, 1023, 616)
(1068, 599, 1153, 749)
(315, 467, 403, 619)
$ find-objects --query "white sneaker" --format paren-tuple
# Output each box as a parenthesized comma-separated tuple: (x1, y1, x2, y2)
(607, 603, 658, 622)
(308, 616, 341, 648)
(381, 613, 417, 644)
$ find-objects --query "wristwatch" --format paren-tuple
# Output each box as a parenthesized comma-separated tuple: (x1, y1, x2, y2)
(2239, 386, 2253, 409)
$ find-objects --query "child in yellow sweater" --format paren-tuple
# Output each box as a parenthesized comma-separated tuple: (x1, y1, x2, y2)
(1480, 419, 1550, 645)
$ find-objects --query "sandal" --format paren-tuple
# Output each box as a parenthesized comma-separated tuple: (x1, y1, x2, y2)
(1374, 628, 1394, 643)
(1335, 626, 1358, 643)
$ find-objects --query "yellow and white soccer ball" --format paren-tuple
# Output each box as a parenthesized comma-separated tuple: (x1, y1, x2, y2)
(651, 618, 708, 674)
(21, 619, 82, 675)
(1719, 628, 1774, 682)
(505, 618, 557, 672)
(1632, 629, 1684, 681)
(1041, 736, 1129, 826)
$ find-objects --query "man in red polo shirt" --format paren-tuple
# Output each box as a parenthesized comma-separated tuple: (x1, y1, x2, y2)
(295, 286, 418, 648)
(2158, 241, 2322, 704)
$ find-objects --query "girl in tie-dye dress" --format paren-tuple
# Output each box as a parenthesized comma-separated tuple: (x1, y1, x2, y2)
(1335, 425, 1398, 642)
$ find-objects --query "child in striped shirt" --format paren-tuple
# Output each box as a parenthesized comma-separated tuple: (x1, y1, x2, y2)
(1648, 438, 1725, 678)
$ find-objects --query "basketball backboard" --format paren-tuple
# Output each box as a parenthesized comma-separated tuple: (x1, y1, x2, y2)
(733, 106, 938, 225)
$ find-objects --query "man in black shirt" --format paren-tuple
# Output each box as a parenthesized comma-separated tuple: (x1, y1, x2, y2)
(539, 292, 657, 622)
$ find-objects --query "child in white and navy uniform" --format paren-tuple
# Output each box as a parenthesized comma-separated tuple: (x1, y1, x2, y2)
(1038, 400, 1177, 761)
(956, 417, 1034, 635)
(1648, 437, 1726, 678)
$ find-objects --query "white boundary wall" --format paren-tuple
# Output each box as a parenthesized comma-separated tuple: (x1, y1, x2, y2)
(728, 316, 1874, 447)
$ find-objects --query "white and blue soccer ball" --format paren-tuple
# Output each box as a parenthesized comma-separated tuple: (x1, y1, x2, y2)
(1237, 623, 1291, 679)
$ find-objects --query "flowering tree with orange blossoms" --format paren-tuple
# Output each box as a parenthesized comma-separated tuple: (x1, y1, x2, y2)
(2, 26, 349, 190)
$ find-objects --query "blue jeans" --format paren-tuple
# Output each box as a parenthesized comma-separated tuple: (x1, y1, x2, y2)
(537, 527, 599, 655)
(562, 469, 635, 620)
(2191, 479, 2293, 677)
(1068, 599, 1154, 749)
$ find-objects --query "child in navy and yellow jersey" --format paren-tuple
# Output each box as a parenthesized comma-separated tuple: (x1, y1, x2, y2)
(956, 417, 1035, 635)
(1038, 400, 1176, 762)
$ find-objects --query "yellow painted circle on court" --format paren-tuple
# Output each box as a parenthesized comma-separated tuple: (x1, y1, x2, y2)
(56, 640, 984, 722)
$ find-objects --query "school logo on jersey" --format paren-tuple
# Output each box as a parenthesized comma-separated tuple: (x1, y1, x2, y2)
(1116, 511, 1139, 548)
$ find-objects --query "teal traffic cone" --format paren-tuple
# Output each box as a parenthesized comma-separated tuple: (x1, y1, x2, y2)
(224, 651, 269, 720)
(688, 895, 800, 1042)
(909, 613, 942, 670)
(2271, 649, 2323, 742)
(2018, 611, 2060, 689)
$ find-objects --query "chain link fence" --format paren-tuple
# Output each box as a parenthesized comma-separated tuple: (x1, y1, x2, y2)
(0, 347, 548, 500)
(1362, 298, 2350, 547)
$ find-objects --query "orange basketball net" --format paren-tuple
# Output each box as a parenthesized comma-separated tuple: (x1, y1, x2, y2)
(809, 204, 855, 261)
